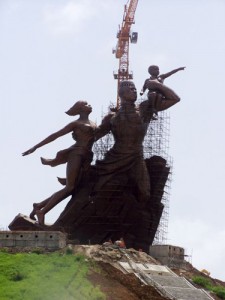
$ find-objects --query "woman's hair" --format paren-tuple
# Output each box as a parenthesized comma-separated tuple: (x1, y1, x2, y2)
(65, 101, 87, 116)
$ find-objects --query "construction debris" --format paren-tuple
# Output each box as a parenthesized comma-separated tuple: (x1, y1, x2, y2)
(72, 245, 215, 300)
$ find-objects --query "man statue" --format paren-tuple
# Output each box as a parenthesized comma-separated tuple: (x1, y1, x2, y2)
(92, 80, 180, 202)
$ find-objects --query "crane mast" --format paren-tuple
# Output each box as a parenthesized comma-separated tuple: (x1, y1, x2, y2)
(113, 0, 138, 107)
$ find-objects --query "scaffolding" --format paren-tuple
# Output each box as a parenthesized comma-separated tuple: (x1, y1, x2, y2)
(98, 0, 172, 249)
(143, 109, 172, 245)
(93, 104, 172, 246)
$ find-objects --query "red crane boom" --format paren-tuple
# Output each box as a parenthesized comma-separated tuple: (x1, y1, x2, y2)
(113, 0, 139, 107)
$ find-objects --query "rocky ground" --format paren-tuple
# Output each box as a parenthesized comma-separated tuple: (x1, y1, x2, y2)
(78, 244, 169, 300)
(74, 244, 224, 300)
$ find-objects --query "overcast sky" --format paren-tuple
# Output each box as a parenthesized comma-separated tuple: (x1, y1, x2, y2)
(1, 0, 225, 280)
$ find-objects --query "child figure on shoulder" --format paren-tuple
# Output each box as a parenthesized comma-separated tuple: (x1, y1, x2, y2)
(140, 65, 185, 119)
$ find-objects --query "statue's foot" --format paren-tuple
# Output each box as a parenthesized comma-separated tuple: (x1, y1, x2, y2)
(29, 203, 40, 220)
(36, 210, 45, 226)
(29, 214, 36, 221)
(41, 157, 53, 166)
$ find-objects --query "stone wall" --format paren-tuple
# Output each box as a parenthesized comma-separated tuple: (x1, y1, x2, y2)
(0, 231, 67, 250)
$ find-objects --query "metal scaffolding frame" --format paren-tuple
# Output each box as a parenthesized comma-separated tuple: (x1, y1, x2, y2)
(144, 110, 172, 245)
(93, 106, 172, 246)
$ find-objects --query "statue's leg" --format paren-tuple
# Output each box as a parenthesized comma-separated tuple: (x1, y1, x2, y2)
(40, 157, 56, 166)
(35, 188, 71, 225)
(129, 159, 150, 203)
(40, 149, 70, 167)
(29, 199, 50, 220)
(57, 177, 66, 185)
(148, 92, 162, 119)
(36, 154, 83, 225)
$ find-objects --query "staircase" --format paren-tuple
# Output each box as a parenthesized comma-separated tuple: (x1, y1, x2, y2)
(118, 251, 213, 300)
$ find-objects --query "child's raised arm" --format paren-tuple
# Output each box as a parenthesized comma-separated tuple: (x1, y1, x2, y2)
(160, 67, 185, 80)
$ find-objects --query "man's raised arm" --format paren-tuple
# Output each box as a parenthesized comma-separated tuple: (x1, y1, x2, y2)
(147, 81, 180, 111)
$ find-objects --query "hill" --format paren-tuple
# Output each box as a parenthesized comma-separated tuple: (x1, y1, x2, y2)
(0, 245, 224, 300)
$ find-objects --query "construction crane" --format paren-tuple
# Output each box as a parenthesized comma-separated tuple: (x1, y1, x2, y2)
(113, 0, 139, 107)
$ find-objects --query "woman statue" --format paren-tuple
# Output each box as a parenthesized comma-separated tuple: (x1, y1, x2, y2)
(22, 101, 96, 225)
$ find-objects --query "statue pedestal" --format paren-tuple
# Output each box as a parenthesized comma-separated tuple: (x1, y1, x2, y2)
(0, 228, 67, 250)
(8, 214, 45, 231)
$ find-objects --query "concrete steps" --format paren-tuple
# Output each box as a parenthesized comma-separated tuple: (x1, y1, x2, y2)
(146, 274, 213, 300)
(118, 251, 213, 300)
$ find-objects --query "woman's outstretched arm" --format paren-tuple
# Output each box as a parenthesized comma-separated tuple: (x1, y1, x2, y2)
(22, 122, 77, 156)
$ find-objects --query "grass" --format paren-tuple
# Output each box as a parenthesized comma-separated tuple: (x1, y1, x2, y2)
(0, 250, 105, 300)
(192, 275, 225, 299)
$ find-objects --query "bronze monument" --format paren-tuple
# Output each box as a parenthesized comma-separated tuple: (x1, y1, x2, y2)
(10, 77, 182, 252)
(22, 101, 96, 225)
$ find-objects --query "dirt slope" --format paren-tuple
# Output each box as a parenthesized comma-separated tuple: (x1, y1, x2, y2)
(88, 261, 169, 300)
(74, 245, 224, 300)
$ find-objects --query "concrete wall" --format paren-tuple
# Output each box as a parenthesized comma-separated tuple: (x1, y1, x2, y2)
(0, 231, 67, 250)
(149, 244, 185, 267)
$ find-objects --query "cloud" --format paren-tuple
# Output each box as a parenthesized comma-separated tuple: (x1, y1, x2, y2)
(42, 1, 96, 36)
(0, 0, 22, 18)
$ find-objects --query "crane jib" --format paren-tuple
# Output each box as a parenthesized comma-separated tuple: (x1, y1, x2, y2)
(113, 0, 139, 107)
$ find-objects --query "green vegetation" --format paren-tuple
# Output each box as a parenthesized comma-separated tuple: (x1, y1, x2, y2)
(192, 276, 212, 289)
(192, 276, 225, 299)
(0, 250, 105, 300)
